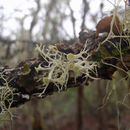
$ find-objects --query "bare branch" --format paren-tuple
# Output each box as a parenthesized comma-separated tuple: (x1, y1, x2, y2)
(29, 0, 41, 40)
(68, 3, 77, 39)
(81, 0, 89, 31)
(42, 0, 57, 41)
(0, 36, 38, 45)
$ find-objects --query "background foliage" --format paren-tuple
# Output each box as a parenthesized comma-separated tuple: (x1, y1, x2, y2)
(0, 0, 130, 130)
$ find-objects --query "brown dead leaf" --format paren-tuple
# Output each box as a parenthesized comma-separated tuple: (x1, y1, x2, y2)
(96, 15, 122, 35)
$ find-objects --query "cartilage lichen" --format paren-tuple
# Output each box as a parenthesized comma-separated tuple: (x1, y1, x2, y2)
(0, 73, 14, 120)
(35, 43, 98, 97)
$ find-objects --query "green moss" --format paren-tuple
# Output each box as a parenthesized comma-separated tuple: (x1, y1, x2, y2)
(92, 47, 111, 62)
(112, 49, 120, 56)
(23, 64, 31, 75)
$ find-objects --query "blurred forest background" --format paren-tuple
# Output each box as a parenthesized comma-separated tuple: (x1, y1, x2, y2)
(0, 0, 130, 130)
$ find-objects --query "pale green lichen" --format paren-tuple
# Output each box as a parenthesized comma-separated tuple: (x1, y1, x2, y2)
(35, 43, 98, 97)
(0, 73, 14, 121)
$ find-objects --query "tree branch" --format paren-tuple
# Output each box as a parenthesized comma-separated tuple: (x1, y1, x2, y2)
(0, 30, 129, 111)
(0, 36, 39, 45)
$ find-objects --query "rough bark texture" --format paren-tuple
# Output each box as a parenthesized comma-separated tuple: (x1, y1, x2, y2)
(0, 30, 129, 108)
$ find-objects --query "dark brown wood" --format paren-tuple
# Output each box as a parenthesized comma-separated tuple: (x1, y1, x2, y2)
(77, 85, 84, 130)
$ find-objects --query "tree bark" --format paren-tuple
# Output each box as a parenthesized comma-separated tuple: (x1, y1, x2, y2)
(0, 30, 129, 109)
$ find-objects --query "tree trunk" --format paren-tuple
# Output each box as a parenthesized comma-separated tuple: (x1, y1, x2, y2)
(77, 85, 84, 130)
